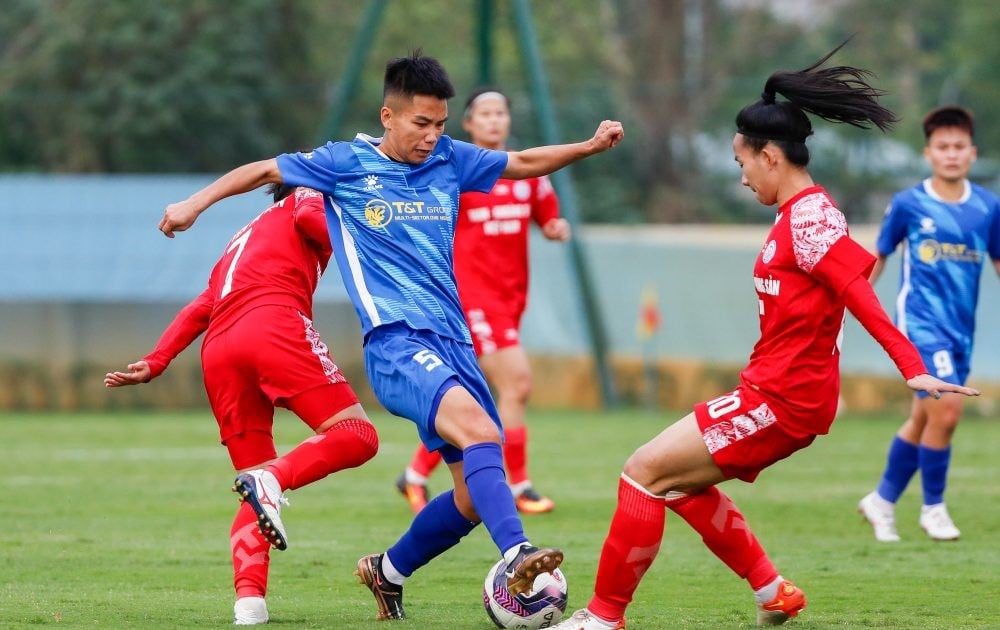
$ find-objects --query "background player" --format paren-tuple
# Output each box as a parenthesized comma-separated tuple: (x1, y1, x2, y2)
(156, 51, 623, 621)
(106, 185, 379, 625)
(551, 44, 979, 630)
(395, 86, 569, 515)
(858, 106, 1000, 542)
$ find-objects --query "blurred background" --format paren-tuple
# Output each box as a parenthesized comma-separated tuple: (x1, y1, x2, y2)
(1, 0, 998, 414)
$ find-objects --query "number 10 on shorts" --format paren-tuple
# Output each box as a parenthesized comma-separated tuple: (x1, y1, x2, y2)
(413, 349, 443, 372)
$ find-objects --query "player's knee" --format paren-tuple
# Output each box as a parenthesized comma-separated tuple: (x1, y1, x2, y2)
(331, 417, 380, 462)
(623, 446, 659, 488)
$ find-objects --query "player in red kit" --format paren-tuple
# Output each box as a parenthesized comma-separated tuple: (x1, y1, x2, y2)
(395, 87, 569, 514)
(551, 43, 980, 630)
(104, 185, 378, 625)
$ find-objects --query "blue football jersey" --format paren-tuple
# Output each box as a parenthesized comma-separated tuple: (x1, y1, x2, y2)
(277, 134, 508, 342)
(876, 179, 1000, 349)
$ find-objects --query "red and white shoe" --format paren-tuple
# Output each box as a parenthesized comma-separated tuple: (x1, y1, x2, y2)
(756, 580, 807, 626)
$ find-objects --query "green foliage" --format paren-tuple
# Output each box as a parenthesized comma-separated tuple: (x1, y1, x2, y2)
(2, 409, 998, 628)
(0, 1, 997, 221)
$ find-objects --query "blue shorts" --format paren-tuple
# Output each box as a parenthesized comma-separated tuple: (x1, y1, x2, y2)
(364, 323, 501, 458)
(915, 342, 971, 398)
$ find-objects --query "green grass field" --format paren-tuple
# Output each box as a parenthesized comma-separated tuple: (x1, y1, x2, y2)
(3, 409, 998, 629)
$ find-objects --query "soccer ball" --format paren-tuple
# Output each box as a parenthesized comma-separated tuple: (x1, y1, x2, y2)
(482, 558, 568, 629)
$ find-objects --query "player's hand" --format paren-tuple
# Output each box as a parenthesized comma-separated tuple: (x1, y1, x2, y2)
(104, 361, 153, 387)
(588, 120, 624, 154)
(905, 373, 980, 399)
(541, 218, 571, 242)
(159, 199, 203, 238)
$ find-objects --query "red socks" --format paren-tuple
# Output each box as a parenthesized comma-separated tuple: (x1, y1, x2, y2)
(503, 425, 529, 486)
(231, 501, 270, 598)
(665, 486, 777, 590)
(267, 419, 378, 491)
(408, 442, 443, 478)
(588, 475, 665, 622)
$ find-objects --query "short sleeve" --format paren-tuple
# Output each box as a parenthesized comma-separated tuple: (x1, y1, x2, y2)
(451, 139, 508, 193)
(875, 195, 907, 257)
(532, 176, 560, 227)
(988, 197, 1000, 261)
(277, 142, 342, 194)
(811, 236, 877, 296)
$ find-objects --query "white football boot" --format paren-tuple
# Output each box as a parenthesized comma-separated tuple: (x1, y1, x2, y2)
(920, 503, 960, 541)
(857, 491, 900, 542)
(233, 596, 268, 625)
(234, 469, 289, 550)
(551, 609, 625, 629)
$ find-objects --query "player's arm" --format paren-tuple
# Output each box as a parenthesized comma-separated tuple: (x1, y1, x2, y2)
(502, 120, 623, 180)
(104, 289, 213, 387)
(868, 254, 888, 284)
(994, 258, 1000, 278)
(841, 276, 979, 398)
(159, 159, 282, 238)
(531, 177, 569, 241)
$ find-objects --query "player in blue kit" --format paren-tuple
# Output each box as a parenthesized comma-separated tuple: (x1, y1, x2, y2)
(158, 51, 623, 621)
(859, 106, 1000, 542)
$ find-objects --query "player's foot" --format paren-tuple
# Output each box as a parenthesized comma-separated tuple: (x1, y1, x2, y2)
(857, 491, 900, 542)
(355, 553, 405, 620)
(234, 469, 288, 551)
(394, 472, 430, 514)
(514, 486, 555, 514)
(920, 503, 960, 541)
(233, 596, 268, 625)
(551, 608, 625, 629)
(505, 545, 564, 596)
(756, 580, 806, 626)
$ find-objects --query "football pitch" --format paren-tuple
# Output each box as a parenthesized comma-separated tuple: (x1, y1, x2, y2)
(3, 409, 998, 629)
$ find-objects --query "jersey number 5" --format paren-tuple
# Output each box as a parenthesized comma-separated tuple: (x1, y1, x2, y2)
(220, 228, 252, 299)
(413, 349, 443, 372)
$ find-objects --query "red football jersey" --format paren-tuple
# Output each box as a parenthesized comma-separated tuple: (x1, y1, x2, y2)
(453, 176, 559, 317)
(144, 188, 331, 376)
(739, 186, 875, 437)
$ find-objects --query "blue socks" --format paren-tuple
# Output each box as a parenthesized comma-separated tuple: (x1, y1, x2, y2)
(463, 442, 527, 553)
(876, 436, 952, 506)
(876, 436, 920, 503)
(385, 490, 477, 577)
(919, 445, 951, 506)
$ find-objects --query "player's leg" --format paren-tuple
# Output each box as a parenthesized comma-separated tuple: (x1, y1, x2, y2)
(203, 333, 277, 624)
(396, 443, 441, 513)
(915, 392, 964, 540)
(859, 397, 925, 542)
(562, 412, 725, 629)
(479, 343, 554, 514)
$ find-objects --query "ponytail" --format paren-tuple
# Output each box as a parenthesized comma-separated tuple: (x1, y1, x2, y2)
(736, 40, 898, 166)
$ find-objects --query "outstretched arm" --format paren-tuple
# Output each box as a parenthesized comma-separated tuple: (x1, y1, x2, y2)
(104, 289, 213, 387)
(159, 159, 282, 237)
(502, 120, 623, 180)
(842, 276, 979, 399)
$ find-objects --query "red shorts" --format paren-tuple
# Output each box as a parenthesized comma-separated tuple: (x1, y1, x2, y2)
(694, 386, 815, 482)
(201, 306, 358, 466)
(465, 307, 522, 356)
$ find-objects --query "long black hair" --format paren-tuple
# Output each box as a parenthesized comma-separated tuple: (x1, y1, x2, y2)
(736, 40, 898, 166)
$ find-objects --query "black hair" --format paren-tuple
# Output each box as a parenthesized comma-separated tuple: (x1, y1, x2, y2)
(735, 40, 898, 166)
(383, 49, 455, 101)
(923, 105, 974, 140)
(266, 183, 296, 203)
(463, 86, 510, 118)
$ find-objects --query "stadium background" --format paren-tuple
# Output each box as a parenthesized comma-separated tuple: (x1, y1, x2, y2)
(1, 0, 998, 414)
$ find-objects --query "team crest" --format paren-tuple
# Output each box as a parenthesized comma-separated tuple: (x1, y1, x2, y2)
(513, 180, 531, 201)
(762, 239, 777, 263)
(365, 199, 393, 228)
